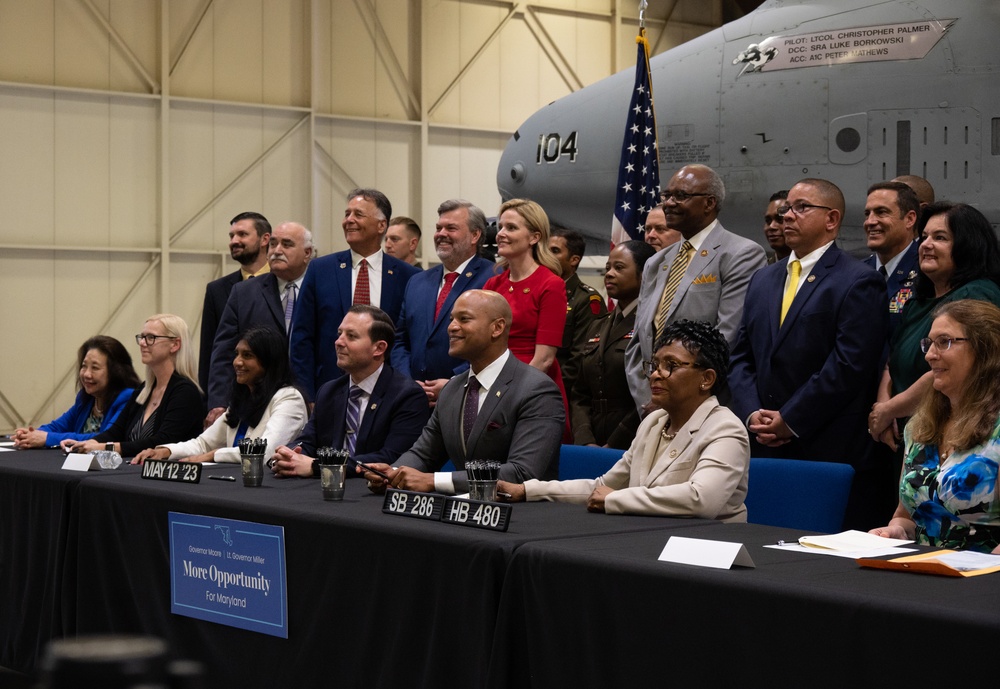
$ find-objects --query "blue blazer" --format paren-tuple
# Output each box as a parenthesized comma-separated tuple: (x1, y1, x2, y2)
(290, 250, 420, 400)
(199, 270, 242, 392)
(294, 364, 430, 471)
(208, 273, 286, 408)
(864, 239, 919, 341)
(39, 388, 134, 446)
(729, 245, 888, 467)
(391, 256, 495, 380)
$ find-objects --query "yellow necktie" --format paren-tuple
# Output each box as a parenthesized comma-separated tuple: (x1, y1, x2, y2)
(653, 241, 694, 339)
(780, 259, 801, 326)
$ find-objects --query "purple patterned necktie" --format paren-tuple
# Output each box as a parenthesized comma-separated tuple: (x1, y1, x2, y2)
(345, 386, 364, 456)
(462, 376, 481, 448)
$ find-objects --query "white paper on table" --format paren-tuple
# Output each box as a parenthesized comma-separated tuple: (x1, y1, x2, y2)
(797, 529, 913, 551)
(934, 550, 1000, 571)
(61, 453, 99, 472)
(764, 544, 917, 559)
(659, 536, 756, 569)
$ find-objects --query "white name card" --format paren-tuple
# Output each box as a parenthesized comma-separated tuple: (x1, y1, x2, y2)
(658, 536, 756, 570)
(61, 453, 99, 472)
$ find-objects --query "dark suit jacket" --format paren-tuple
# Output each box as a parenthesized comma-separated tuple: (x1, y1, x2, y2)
(93, 372, 205, 458)
(207, 273, 287, 408)
(391, 255, 494, 380)
(199, 270, 242, 391)
(290, 250, 420, 400)
(395, 354, 564, 493)
(864, 239, 919, 341)
(295, 364, 430, 471)
(729, 244, 887, 467)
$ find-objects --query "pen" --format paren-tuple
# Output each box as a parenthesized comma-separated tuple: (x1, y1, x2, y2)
(497, 492, 512, 500)
(776, 540, 800, 546)
(354, 460, 392, 482)
(209, 475, 236, 482)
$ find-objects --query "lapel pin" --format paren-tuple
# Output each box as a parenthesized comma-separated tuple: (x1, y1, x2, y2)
(339, 262, 347, 269)
(465, 271, 473, 277)
(370, 403, 377, 411)
(523, 288, 530, 293)
(669, 449, 678, 458)
(495, 390, 502, 397)
(807, 275, 816, 282)
(388, 269, 394, 275)
(700, 249, 708, 257)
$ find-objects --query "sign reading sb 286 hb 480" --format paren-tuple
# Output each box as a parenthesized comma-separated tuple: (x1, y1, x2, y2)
(168, 512, 288, 638)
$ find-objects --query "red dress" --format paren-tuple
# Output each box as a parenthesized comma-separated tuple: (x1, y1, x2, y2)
(484, 266, 571, 438)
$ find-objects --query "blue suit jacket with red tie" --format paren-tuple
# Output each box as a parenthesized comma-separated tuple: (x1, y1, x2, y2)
(391, 255, 495, 380)
(290, 250, 420, 400)
(728, 244, 888, 467)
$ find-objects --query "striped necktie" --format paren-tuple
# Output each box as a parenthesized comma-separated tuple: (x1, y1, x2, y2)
(653, 241, 694, 339)
(345, 386, 364, 456)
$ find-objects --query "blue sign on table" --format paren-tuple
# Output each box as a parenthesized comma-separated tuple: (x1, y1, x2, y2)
(168, 512, 288, 638)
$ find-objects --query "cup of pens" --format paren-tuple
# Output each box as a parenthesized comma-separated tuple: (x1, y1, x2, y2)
(239, 437, 267, 487)
(466, 460, 500, 502)
(319, 447, 348, 501)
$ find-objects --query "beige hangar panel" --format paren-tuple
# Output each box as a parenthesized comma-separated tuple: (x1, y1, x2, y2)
(0, 0, 723, 432)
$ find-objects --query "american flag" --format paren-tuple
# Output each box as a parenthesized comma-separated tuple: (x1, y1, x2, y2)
(610, 27, 660, 248)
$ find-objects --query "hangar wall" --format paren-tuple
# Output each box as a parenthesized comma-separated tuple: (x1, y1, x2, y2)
(0, 0, 722, 430)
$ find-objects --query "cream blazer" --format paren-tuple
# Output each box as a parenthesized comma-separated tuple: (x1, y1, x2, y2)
(525, 397, 749, 521)
(162, 386, 307, 464)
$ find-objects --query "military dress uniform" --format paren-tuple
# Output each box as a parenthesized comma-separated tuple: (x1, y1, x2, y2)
(557, 273, 606, 399)
(570, 306, 639, 450)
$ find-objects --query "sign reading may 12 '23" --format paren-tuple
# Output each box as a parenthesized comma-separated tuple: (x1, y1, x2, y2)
(168, 512, 287, 638)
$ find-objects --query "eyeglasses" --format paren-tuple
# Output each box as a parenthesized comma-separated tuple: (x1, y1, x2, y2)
(919, 336, 969, 353)
(135, 333, 175, 346)
(643, 358, 702, 378)
(660, 191, 711, 203)
(777, 202, 833, 216)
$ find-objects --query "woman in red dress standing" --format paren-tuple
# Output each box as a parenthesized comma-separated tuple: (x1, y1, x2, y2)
(484, 199, 571, 436)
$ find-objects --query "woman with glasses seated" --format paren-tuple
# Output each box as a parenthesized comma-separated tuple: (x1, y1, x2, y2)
(12, 336, 141, 449)
(131, 328, 306, 465)
(62, 314, 204, 458)
(499, 320, 749, 519)
(868, 203, 1000, 451)
(871, 300, 1000, 552)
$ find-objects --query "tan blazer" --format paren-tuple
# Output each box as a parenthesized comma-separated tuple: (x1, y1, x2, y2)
(524, 397, 749, 521)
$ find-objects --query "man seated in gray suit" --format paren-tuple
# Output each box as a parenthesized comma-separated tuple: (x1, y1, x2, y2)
(363, 290, 564, 495)
(624, 164, 766, 411)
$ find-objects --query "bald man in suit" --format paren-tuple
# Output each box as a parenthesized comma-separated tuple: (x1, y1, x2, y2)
(363, 290, 564, 495)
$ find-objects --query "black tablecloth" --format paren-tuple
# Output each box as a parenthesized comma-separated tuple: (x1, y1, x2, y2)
(6, 450, 1000, 689)
(488, 522, 1000, 688)
(2, 450, 712, 688)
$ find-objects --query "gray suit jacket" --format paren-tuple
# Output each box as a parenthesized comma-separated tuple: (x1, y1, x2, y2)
(625, 222, 766, 409)
(524, 398, 749, 521)
(394, 353, 564, 493)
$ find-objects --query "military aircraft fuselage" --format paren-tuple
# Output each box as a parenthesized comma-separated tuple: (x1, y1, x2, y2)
(498, 0, 1000, 256)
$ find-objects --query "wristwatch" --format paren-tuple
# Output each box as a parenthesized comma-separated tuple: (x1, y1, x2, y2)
(311, 458, 321, 478)
(105, 442, 115, 452)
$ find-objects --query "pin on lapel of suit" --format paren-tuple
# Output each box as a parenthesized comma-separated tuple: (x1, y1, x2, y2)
(370, 403, 377, 410)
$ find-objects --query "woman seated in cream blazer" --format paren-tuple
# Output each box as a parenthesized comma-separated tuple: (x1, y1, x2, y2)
(133, 327, 306, 465)
(499, 320, 749, 521)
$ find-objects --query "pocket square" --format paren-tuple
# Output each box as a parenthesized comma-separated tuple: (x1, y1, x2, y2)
(692, 273, 717, 284)
(487, 421, 503, 431)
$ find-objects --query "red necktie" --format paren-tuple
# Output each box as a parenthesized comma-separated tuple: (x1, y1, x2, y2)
(353, 258, 370, 305)
(434, 272, 459, 320)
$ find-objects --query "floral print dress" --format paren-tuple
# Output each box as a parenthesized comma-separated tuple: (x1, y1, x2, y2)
(900, 420, 1000, 553)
